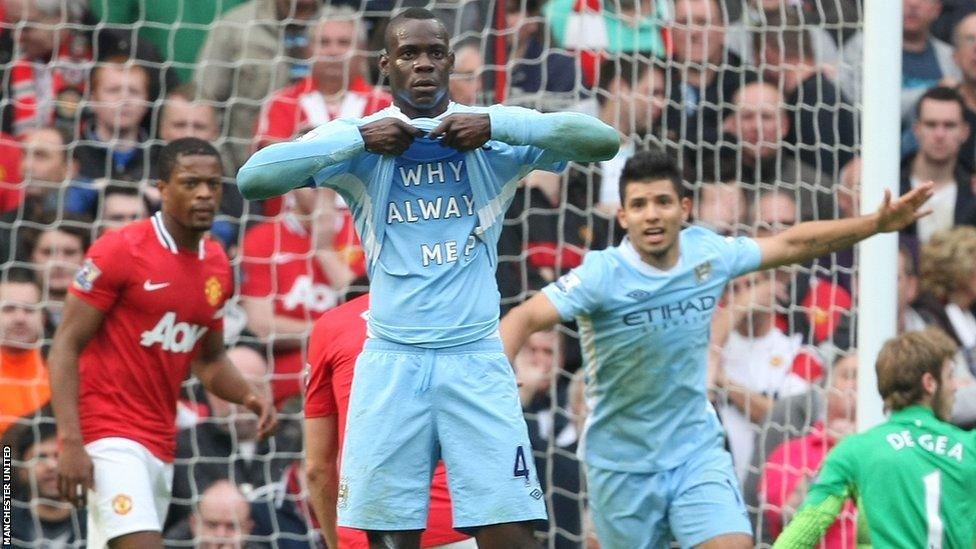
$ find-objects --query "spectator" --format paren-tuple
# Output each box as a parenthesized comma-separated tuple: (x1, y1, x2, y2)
(592, 57, 669, 212)
(449, 44, 483, 106)
(713, 272, 814, 482)
(165, 480, 257, 549)
(89, 0, 248, 84)
(900, 87, 976, 244)
(8, 417, 87, 546)
(842, 0, 960, 123)
(932, 0, 976, 43)
(752, 190, 854, 351)
(16, 126, 80, 220)
(667, 0, 757, 147)
(74, 57, 152, 182)
(254, 6, 391, 150)
(96, 184, 148, 234)
(694, 159, 748, 235)
(1, 0, 89, 137)
(950, 12, 976, 170)
(503, 0, 585, 113)
(758, 354, 858, 546)
(240, 188, 355, 404)
(196, 0, 320, 170)
(0, 269, 47, 436)
(725, 0, 841, 67)
(514, 329, 582, 549)
(915, 226, 976, 386)
(899, 242, 927, 334)
(19, 213, 90, 334)
(168, 346, 287, 530)
(753, 11, 857, 176)
(721, 81, 835, 221)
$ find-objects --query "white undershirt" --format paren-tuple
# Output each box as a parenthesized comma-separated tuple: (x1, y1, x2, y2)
(913, 176, 956, 244)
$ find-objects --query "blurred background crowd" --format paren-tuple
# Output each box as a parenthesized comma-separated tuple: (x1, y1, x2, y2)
(2, 0, 976, 547)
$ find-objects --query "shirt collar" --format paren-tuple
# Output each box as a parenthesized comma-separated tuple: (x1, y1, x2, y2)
(618, 236, 681, 276)
(889, 405, 939, 424)
(384, 101, 459, 123)
(152, 212, 205, 259)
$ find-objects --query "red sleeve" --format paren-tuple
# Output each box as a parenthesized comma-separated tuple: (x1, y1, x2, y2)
(240, 226, 274, 298)
(305, 319, 338, 419)
(68, 230, 131, 311)
(255, 94, 299, 146)
(208, 246, 234, 331)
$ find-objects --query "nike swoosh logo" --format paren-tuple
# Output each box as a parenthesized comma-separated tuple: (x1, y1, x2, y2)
(144, 280, 170, 291)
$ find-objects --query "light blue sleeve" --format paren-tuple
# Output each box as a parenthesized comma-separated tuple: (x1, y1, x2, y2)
(718, 234, 763, 278)
(236, 119, 367, 200)
(540, 252, 607, 321)
(487, 105, 619, 170)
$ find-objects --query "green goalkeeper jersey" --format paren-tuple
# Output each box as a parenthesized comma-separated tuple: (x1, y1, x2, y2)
(774, 405, 976, 549)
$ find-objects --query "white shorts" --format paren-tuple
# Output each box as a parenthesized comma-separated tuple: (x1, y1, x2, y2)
(86, 438, 174, 548)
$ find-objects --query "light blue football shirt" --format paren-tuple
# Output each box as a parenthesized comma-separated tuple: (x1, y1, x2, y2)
(542, 226, 762, 472)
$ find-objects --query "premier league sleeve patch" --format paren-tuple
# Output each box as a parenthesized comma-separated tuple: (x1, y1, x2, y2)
(73, 259, 101, 292)
(554, 272, 581, 294)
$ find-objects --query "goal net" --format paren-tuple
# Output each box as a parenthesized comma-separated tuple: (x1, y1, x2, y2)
(0, 0, 869, 547)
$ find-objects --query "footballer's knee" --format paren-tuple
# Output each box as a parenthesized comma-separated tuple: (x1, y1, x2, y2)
(472, 521, 537, 549)
(366, 530, 422, 549)
(696, 532, 753, 549)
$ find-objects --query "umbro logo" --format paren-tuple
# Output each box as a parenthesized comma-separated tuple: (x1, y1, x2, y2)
(144, 280, 170, 292)
(627, 289, 650, 301)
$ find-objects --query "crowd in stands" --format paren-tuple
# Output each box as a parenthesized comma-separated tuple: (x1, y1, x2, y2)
(2, 0, 975, 547)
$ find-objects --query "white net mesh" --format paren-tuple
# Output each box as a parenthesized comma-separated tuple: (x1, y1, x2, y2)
(0, 0, 889, 547)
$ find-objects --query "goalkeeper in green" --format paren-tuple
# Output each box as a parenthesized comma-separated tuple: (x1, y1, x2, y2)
(774, 327, 976, 549)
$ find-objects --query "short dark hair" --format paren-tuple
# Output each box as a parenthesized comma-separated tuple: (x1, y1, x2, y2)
(103, 183, 141, 200)
(596, 57, 662, 107)
(916, 86, 967, 120)
(1, 267, 41, 290)
(619, 147, 684, 205)
(384, 8, 447, 51)
(157, 137, 222, 182)
(18, 212, 93, 262)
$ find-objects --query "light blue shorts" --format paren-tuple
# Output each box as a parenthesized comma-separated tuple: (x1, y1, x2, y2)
(587, 445, 752, 549)
(336, 338, 547, 531)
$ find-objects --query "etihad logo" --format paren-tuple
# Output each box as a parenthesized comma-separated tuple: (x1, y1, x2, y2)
(622, 296, 716, 327)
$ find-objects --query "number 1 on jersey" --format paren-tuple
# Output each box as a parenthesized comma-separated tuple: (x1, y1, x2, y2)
(923, 469, 943, 549)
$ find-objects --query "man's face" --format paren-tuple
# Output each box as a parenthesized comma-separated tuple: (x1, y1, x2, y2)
(157, 154, 223, 233)
(671, 0, 726, 65)
(192, 490, 253, 549)
(20, 438, 59, 501)
(380, 18, 454, 112)
(931, 360, 957, 421)
(101, 194, 147, 231)
(160, 98, 219, 142)
(311, 19, 359, 86)
(914, 99, 969, 164)
(697, 182, 744, 235)
(515, 331, 559, 395)
(903, 0, 941, 37)
(449, 48, 483, 106)
(617, 179, 691, 262)
(953, 16, 976, 82)
(18, 4, 67, 61)
(727, 84, 787, 160)
(31, 230, 84, 295)
(754, 193, 797, 237)
(92, 65, 149, 133)
(21, 128, 69, 192)
(0, 281, 42, 349)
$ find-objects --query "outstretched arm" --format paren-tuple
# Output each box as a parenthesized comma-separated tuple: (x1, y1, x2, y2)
(487, 106, 620, 162)
(756, 183, 933, 270)
(500, 292, 564, 364)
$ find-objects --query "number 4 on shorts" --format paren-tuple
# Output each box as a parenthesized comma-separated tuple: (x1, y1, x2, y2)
(513, 445, 530, 481)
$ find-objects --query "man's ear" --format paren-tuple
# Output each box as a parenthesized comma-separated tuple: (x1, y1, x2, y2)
(921, 371, 939, 398)
(681, 196, 693, 222)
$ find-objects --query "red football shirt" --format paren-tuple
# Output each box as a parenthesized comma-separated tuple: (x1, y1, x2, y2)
(69, 213, 232, 462)
(254, 75, 392, 147)
(241, 216, 339, 404)
(305, 295, 469, 548)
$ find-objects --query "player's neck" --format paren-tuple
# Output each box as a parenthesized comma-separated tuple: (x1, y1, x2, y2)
(393, 94, 450, 119)
(160, 211, 204, 251)
(639, 246, 680, 271)
(912, 154, 957, 185)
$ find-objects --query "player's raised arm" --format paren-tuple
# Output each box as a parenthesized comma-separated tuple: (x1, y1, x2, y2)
(190, 330, 277, 439)
(48, 293, 105, 508)
(500, 292, 564, 364)
(237, 118, 424, 200)
(755, 182, 935, 270)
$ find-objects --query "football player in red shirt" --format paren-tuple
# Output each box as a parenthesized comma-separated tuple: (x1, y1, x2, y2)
(48, 138, 277, 549)
(305, 293, 474, 549)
